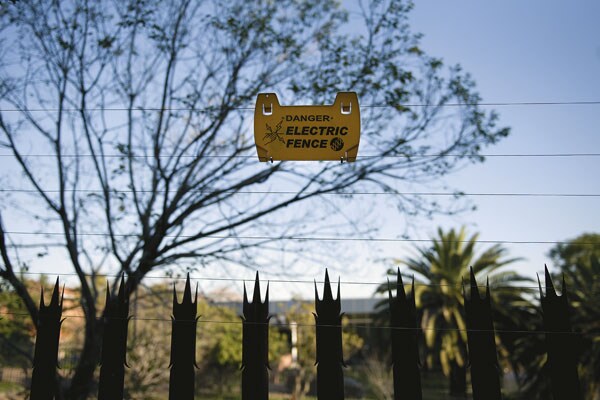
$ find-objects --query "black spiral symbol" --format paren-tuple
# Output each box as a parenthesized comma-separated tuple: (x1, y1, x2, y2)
(330, 137, 344, 151)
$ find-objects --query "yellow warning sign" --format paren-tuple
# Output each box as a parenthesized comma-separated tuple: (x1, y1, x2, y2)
(254, 92, 360, 162)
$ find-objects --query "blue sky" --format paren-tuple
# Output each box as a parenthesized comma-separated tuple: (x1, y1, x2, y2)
(403, 1, 600, 275)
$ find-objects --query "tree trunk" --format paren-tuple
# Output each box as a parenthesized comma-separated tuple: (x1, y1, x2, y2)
(65, 319, 103, 400)
(291, 368, 311, 400)
(292, 368, 302, 400)
(449, 361, 467, 397)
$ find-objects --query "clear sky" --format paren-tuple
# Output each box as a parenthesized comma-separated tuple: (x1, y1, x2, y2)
(405, 0, 600, 276)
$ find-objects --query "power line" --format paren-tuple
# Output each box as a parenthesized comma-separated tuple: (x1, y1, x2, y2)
(10, 270, 557, 290)
(368, 101, 600, 108)
(3, 230, 599, 246)
(1, 152, 599, 159)
(358, 153, 600, 158)
(1, 188, 598, 198)
(1, 100, 599, 113)
(0, 311, 579, 335)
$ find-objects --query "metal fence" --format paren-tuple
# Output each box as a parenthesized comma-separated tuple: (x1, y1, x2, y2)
(7, 268, 583, 400)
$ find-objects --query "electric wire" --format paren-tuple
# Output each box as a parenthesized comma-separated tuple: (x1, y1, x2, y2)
(1, 152, 599, 159)
(1, 100, 599, 113)
(7, 270, 563, 291)
(0, 188, 598, 198)
(3, 230, 599, 246)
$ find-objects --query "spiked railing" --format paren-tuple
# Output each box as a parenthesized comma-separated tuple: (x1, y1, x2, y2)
(16, 268, 590, 398)
(463, 268, 501, 400)
(30, 278, 63, 400)
(98, 275, 130, 400)
(242, 272, 270, 400)
(538, 265, 582, 400)
(169, 273, 199, 400)
(314, 269, 345, 400)
(388, 269, 422, 400)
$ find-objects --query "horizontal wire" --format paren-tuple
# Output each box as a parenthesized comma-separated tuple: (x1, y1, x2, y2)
(0, 188, 598, 198)
(9, 270, 554, 290)
(3, 230, 599, 246)
(1, 100, 599, 113)
(0, 311, 579, 335)
(1, 152, 599, 159)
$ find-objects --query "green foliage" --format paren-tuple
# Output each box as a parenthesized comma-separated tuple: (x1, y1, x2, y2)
(564, 257, 600, 399)
(504, 233, 600, 400)
(122, 284, 172, 398)
(350, 353, 394, 399)
(195, 299, 288, 395)
(121, 285, 289, 397)
(549, 233, 600, 272)
(284, 301, 364, 400)
(550, 234, 600, 399)
(377, 226, 530, 396)
(0, 285, 34, 368)
(198, 301, 242, 368)
(124, 326, 171, 399)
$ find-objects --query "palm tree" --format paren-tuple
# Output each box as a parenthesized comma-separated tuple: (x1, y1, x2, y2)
(513, 234, 600, 400)
(562, 256, 600, 400)
(378, 226, 531, 397)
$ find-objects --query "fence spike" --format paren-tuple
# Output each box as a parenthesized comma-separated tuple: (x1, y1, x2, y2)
(389, 269, 422, 400)
(323, 269, 334, 302)
(169, 273, 198, 400)
(50, 278, 61, 307)
(469, 267, 480, 299)
(540, 267, 582, 400)
(242, 272, 269, 399)
(39, 286, 45, 308)
(315, 269, 345, 400)
(182, 272, 193, 305)
(396, 268, 407, 300)
(30, 278, 63, 400)
(117, 273, 127, 302)
(464, 271, 501, 400)
(98, 275, 130, 400)
(336, 276, 341, 308)
(544, 265, 557, 297)
(253, 271, 262, 303)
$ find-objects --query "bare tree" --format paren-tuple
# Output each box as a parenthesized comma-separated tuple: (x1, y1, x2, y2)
(0, 0, 509, 398)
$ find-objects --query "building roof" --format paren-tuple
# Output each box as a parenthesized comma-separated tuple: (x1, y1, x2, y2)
(216, 297, 382, 316)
